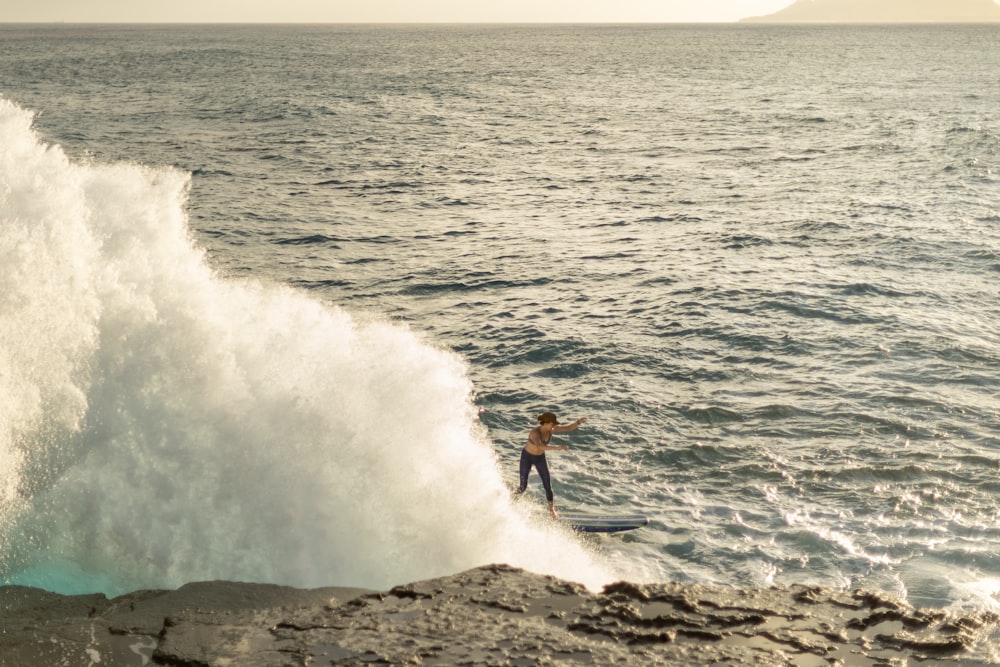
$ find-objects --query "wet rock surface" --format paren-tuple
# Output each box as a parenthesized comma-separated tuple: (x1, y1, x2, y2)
(2, 564, 999, 666)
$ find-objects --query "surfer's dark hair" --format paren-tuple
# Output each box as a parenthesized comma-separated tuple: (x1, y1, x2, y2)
(538, 412, 559, 425)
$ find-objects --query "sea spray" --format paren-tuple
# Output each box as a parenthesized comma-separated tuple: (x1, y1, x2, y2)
(0, 100, 100, 507)
(0, 98, 614, 596)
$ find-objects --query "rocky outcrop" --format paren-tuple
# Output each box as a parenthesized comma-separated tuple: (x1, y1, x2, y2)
(2, 564, 999, 665)
(742, 0, 1000, 22)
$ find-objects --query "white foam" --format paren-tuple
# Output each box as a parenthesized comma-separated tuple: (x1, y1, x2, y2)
(0, 98, 614, 595)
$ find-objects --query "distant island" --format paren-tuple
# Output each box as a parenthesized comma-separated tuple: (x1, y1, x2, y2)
(742, 0, 1000, 22)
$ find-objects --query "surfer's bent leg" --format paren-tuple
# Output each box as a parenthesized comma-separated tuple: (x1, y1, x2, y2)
(516, 448, 533, 494)
(536, 454, 554, 502)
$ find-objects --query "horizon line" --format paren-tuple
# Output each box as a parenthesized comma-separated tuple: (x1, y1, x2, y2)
(4, 19, 1000, 25)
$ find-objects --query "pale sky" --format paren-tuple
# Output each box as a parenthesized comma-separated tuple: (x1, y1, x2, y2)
(2, 0, 797, 24)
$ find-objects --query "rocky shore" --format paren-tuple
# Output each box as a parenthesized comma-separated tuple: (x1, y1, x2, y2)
(3, 564, 999, 666)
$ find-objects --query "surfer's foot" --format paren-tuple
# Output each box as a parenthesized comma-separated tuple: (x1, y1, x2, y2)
(549, 502, 559, 519)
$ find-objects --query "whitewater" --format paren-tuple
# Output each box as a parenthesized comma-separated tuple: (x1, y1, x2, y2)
(0, 98, 617, 595)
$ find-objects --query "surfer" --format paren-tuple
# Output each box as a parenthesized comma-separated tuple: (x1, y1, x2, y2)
(515, 412, 586, 518)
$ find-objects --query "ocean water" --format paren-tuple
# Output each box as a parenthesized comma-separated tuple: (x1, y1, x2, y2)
(2, 23, 1000, 614)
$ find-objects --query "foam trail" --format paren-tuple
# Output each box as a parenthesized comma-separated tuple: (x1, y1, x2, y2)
(0, 98, 615, 595)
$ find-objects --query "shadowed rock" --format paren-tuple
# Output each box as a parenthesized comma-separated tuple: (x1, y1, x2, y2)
(2, 565, 999, 665)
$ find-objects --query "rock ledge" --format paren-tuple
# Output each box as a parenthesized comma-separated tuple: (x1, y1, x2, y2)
(3, 564, 999, 665)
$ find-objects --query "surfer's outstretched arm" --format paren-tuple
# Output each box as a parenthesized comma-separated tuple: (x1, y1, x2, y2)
(554, 417, 586, 434)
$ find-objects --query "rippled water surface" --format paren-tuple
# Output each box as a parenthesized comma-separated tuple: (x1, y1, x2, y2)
(2, 24, 1000, 612)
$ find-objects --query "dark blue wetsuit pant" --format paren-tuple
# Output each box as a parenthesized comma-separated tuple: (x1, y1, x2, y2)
(516, 449, 553, 501)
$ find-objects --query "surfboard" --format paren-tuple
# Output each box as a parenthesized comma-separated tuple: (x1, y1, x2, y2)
(560, 514, 649, 533)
